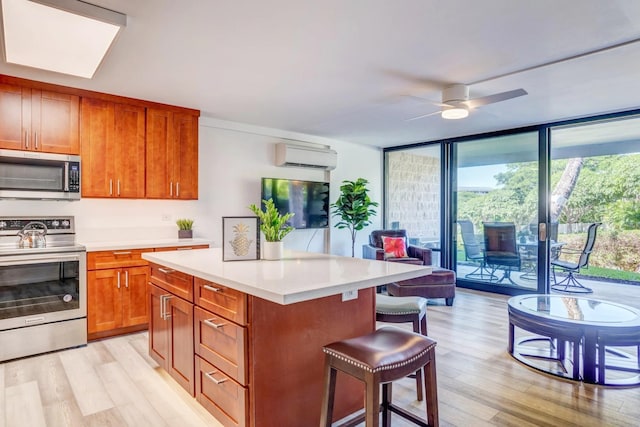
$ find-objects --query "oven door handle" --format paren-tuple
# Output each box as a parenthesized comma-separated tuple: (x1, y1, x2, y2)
(0, 254, 82, 267)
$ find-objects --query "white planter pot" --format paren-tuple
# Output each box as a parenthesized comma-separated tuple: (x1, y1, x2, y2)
(262, 241, 283, 260)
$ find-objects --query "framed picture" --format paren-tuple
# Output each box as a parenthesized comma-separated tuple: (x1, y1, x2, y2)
(222, 216, 260, 261)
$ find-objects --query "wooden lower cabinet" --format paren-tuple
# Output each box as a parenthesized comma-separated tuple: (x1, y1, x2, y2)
(149, 283, 195, 395)
(149, 265, 374, 426)
(87, 266, 149, 338)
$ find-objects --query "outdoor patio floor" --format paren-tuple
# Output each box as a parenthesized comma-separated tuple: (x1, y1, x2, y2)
(455, 263, 640, 309)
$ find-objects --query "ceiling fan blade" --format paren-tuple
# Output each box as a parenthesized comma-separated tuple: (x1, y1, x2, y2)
(465, 88, 528, 108)
(405, 110, 442, 121)
(404, 95, 452, 108)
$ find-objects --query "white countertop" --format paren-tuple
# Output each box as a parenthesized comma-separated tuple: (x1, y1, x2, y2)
(81, 238, 211, 252)
(142, 248, 431, 305)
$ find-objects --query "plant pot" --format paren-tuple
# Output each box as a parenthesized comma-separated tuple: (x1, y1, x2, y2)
(262, 241, 283, 260)
(178, 230, 193, 239)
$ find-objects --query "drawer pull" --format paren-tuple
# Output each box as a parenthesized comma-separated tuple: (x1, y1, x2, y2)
(204, 371, 227, 385)
(203, 284, 222, 293)
(204, 318, 226, 329)
(158, 267, 175, 274)
(112, 251, 132, 255)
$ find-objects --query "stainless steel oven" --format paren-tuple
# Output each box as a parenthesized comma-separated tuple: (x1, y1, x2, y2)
(0, 216, 86, 361)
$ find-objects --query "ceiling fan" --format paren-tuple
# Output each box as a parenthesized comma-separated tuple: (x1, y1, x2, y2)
(406, 84, 527, 121)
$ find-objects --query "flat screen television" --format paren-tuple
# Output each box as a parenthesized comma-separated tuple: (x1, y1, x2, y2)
(261, 178, 330, 229)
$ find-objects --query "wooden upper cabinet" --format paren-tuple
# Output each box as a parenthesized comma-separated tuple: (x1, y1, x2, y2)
(146, 108, 198, 199)
(81, 98, 145, 198)
(0, 83, 79, 154)
(0, 83, 27, 150)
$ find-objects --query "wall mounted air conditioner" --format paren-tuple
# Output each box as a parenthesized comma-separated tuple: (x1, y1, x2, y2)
(275, 143, 337, 170)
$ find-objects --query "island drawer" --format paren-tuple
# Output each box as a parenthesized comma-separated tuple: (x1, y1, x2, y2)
(194, 306, 247, 385)
(195, 278, 247, 325)
(87, 248, 154, 270)
(149, 263, 194, 302)
(196, 355, 248, 427)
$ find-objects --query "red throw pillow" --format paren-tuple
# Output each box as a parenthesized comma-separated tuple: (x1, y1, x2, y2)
(382, 236, 408, 258)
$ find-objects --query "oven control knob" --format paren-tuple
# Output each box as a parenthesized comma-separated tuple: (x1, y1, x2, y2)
(0, 221, 6, 229)
(61, 220, 70, 228)
(51, 220, 60, 227)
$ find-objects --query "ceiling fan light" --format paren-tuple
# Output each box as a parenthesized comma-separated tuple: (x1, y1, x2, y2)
(441, 107, 469, 120)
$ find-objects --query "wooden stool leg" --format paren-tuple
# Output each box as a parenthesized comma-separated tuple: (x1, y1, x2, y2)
(412, 316, 424, 401)
(382, 383, 392, 427)
(320, 360, 337, 427)
(365, 372, 380, 427)
(423, 354, 439, 427)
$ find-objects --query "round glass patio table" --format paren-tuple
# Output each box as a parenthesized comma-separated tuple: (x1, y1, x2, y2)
(508, 294, 640, 385)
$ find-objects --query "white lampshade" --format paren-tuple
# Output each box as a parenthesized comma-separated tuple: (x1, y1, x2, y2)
(441, 107, 469, 120)
(1, 0, 126, 78)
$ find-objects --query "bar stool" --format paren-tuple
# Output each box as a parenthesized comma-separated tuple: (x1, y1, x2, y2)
(375, 294, 428, 401)
(320, 326, 438, 427)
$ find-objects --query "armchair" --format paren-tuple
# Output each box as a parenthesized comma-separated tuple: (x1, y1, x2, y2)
(363, 229, 456, 306)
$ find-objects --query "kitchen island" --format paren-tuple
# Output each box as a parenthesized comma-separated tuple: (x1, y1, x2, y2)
(142, 248, 431, 426)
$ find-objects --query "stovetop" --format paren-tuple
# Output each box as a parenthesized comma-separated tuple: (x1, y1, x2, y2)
(0, 216, 85, 256)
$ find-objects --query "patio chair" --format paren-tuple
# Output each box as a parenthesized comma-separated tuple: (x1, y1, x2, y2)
(458, 219, 496, 281)
(483, 222, 521, 285)
(551, 222, 602, 294)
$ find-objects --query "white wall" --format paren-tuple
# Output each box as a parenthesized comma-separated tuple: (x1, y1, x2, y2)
(0, 118, 382, 257)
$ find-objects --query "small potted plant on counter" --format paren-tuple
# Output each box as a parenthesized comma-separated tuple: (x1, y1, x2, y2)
(248, 198, 295, 260)
(176, 218, 194, 239)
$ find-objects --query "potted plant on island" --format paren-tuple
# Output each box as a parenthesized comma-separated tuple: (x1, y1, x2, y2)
(176, 218, 194, 239)
(331, 178, 379, 257)
(249, 198, 295, 260)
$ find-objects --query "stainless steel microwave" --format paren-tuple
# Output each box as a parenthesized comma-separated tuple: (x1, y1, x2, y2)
(0, 149, 81, 200)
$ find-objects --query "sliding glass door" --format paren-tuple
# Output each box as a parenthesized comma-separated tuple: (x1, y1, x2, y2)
(453, 131, 544, 293)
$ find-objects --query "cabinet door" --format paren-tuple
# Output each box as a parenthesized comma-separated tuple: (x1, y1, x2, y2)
(121, 266, 149, 328)
(149, 284, 170, 369)
(81, 98, 115, 197)
(32, 89, 80, 154)
(87, 269, 121, 334)
(0, 83, 28, 150)
(174, 112, 198, 199)
(114, 103, 145, 198)
(145, 108, 172, 198)
(168, 296, 195, 395)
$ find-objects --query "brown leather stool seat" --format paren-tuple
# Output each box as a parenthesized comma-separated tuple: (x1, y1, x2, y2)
(387, 268, 456, 306)
(320, 326, 438, 427)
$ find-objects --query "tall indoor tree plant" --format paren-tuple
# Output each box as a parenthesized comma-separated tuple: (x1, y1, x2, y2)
(331, 178, 379, 257)
(249, 198, 295, 260)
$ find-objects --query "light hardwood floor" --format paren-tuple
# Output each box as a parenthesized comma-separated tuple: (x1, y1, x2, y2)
(2, 289, 639, 426)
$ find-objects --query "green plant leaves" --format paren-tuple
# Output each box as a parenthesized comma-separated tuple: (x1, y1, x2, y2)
(330, 178, 378, 256)
(248, 198, 295, 242)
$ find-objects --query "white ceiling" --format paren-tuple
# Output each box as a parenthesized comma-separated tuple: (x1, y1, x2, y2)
(2, 0, 640, 148)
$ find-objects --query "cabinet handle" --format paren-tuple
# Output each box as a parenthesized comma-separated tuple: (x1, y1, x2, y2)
(204, 371, 227, 385)
(117, 179, 121, 196)
(117, 271, 121, 289)
(176, 182, 180, 197)
(204, 318, 226, 329)
(203, 284, 222, 293)
(109, 179, 113, 196)
(125, 270, 129, 288)
(112, 251, 132, 255)
(34, 131, 38, 149)
(158, 267, 175, 274)
(25, 130, 29, 149)
(176, 247, 193, 251)
(160, 294, 173, 320)
(170, 182, 173, 197)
